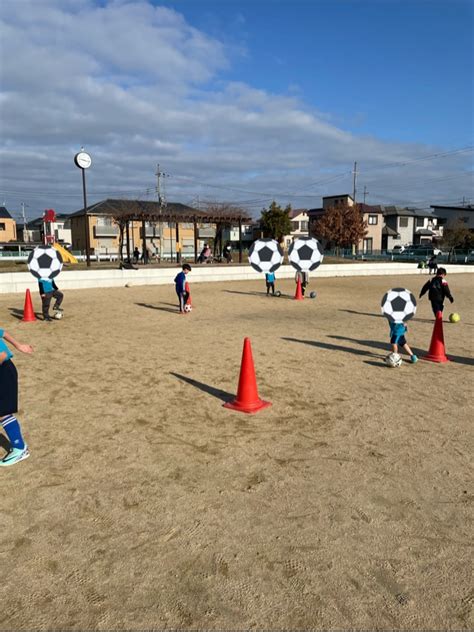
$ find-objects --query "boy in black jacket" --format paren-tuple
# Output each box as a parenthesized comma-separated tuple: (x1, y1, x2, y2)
(419, 267, 454, 316)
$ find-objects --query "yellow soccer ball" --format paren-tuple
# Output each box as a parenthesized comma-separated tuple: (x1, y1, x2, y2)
(449, 313, 460, 323)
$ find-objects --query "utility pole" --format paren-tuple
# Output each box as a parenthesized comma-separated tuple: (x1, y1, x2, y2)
(352, 161, 357, 203)
(156, 163, 168, 261)
(21, 202, 29, 242)
(363, 186, 369, 204)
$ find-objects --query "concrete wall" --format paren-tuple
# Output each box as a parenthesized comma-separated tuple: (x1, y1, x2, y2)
(1, 262, 472, 295)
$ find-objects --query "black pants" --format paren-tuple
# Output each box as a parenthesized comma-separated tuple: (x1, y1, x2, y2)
(266, 282, 275, 295)
(42, 290, 63, 317)
(430, 301, 444, 316)
(177, 291, 189, 312)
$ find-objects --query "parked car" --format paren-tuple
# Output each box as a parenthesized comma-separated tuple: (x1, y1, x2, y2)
(391, 245, 406, 254)
(404, 245, 444, 257)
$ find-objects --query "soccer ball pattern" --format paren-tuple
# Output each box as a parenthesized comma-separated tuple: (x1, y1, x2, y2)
(184, 304, 192, 313)
(288, 237, 324, 272)
(381, 288, 417, 323)
(27, 245, 63, 280)
(248, 239, 283, 273)
(385, 352, 403, 368)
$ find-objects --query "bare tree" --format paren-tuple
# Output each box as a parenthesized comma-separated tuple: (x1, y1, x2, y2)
(312, 204, 367, 254)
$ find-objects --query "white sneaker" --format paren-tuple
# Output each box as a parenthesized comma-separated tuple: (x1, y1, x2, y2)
(0, 446, 30, 467)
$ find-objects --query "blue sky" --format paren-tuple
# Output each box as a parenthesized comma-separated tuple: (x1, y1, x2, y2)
(162, 0, 473, 146)
(0, 0, 472, 219)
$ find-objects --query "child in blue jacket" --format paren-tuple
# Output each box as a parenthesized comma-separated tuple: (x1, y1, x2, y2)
(389, 321, 418, 363)
(0, 329, 33, 466)
(174, 264, 192, 313)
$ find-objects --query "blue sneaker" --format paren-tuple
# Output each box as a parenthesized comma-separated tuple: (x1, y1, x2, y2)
(411, 355, 418, 364)
(0, 446, 30, 467)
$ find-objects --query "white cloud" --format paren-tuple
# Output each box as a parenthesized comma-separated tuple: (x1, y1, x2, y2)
(0, 0, 471, 219)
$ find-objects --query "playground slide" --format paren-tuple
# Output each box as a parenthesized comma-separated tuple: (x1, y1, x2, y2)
(53, 242, 78, 264)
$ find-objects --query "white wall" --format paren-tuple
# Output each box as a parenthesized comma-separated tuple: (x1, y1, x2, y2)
(1, 263, 472, 294)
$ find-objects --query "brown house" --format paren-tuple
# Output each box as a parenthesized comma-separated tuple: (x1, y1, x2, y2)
(69, 199, 251, 262)
(0, 207, 17, 242)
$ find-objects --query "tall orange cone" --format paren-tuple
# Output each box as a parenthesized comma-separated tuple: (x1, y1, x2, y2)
(223, 338, 272, 414)
(185, 281, 192, 308)
(423, 311, 449, 363)
(22, 289, 37, 322)
(294, 277, 304, 300)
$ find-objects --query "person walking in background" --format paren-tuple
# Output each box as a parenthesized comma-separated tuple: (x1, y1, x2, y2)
(0, 328, 33, 466)
(265, 271, 276, 296)
(174, 263, 192, 314)
(427, 255, 438, 275)
(39, 277, 64, 322)
(295, 270, 308, 296)
(419, 267, 454, 316)
(133, 247, 140, 264)
(223, 242, 232, 263)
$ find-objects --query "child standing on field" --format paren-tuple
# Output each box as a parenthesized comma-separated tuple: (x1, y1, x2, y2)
(0, 329, 33, 466)
(39, 277, 64, 321)
(265, 271, 276, 296)
(174, 263, 192, 313)
(389, 321, 418, 363)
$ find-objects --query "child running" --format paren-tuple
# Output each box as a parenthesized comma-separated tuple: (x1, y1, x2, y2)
(389, 320, 418, 363)
(0, 329, 33, 466)
(174, 263, 192, 313)
(419, 267, 454, 316)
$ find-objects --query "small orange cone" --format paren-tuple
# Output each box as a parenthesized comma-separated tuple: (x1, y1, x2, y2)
(294, 277, 304, 300)
(423, 311, 449, 363)
(223, 338, 272, 414)
(185, 281, 192, 308)
(22, 289, 37, 322)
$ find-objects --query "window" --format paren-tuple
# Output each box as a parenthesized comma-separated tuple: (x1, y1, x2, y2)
(363, 238, 373, 254)
(416, 218, 424, 227)
(368, 215, 378, 225)
(0, 223, 5, 230)
(97, 216, 114, 227)
(399, 217, 409, 228)
(300, 221, 308, 231)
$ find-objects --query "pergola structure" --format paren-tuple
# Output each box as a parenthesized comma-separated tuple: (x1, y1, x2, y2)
(76, 198, 252, 264)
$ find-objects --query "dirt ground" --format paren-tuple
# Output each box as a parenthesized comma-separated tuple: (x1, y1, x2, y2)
(0, 272, 472, 631)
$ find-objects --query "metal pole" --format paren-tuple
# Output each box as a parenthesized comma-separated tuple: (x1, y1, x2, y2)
(81, 168, 91, 267)
(238, 217, 243, 263)
(125, 220, 131, 262)
(193, 217, 198, 263)
(175, 221, 181, 264)
(141, 219, 147, 264)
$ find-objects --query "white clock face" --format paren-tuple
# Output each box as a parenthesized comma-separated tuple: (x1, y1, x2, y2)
(74, 152, 92, 169)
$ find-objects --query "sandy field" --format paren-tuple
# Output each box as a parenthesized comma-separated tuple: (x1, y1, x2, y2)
(0, 272, 472, 631)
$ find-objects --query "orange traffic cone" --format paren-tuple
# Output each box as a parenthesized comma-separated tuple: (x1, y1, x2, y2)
(223, 338, 272, 414)
(22, 289, 37, 322)
(185, 281, 192, 308)
(294, 277, 304, 300)
(423, 311, 449, 363)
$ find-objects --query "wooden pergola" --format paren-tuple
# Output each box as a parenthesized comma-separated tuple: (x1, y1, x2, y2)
(80, 198, 252, 264)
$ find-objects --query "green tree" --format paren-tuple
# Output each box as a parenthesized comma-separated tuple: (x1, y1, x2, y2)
(260, 201, 292, 242)
(312, 203, 367, 254)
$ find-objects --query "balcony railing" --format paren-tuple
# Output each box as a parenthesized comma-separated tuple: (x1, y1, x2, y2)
(94, 225, 118, 237)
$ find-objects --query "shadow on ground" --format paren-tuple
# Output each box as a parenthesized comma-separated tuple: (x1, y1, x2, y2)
(170, 372, 234, 403)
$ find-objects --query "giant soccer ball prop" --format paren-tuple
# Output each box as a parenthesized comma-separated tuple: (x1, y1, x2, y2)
(385, 353, 402, 368)
(27, 245, 63, 280)
(381, 288, 417, 323)
(288, 237, 324, 272)
(248, 239, 283, 273)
